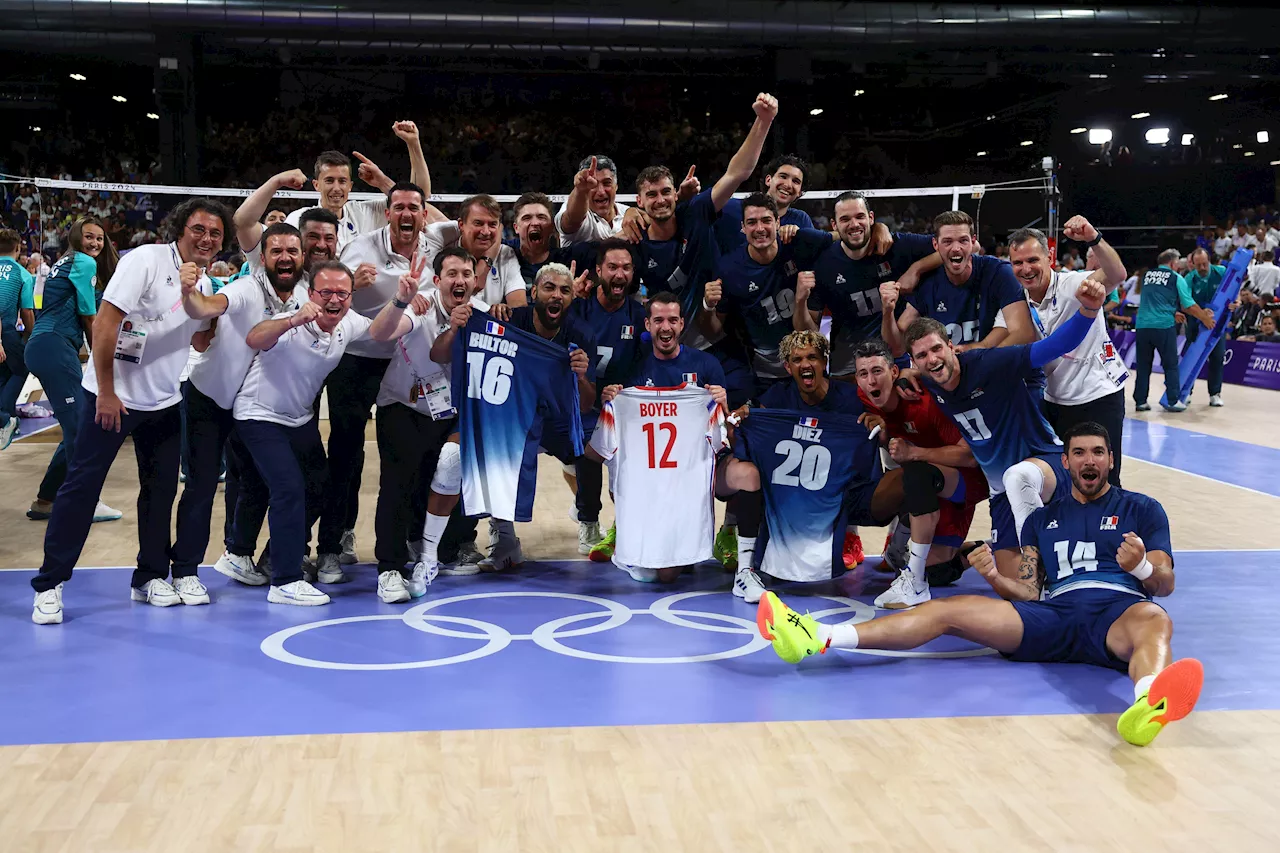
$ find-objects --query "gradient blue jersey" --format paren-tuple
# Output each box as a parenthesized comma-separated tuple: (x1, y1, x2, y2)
(627, 345, 726, 389)
(715, 198, 813, 254)
(908, 254, 1023, 346)
(757, 380, 881, 485)
(452, 310, 583, 522)
(566, 293, 648, 402)
(636, 189, 720, 313)
(736, 408, 869, 582)
(927, 345, 1062, 494)
(809, 232, 934, 345)
(1024, 488, 1171, 599)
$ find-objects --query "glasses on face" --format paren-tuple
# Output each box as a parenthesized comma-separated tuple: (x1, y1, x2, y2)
(315, 290, 351, 302)
(186, 224, 223, 242)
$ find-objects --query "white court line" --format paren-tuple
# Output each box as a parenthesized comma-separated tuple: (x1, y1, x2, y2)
(13, 422, 60, 442)
(1124, 456, 1280, 501)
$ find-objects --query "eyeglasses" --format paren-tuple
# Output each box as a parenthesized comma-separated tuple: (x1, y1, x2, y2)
(186, 224, 223, 241)
(315, 290, 351, 302)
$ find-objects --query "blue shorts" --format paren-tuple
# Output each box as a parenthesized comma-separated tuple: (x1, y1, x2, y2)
(989, 452, 1071, 550)
(539, 413, 594, 466)
(843, 467, 887, 527)
(1007, 588, 1158, 672)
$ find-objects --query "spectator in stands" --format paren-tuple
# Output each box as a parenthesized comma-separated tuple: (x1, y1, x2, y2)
(1232, 222, 1257, 254)
(1256, 225, 1279, 255)
(1240, 314, 1280, 343)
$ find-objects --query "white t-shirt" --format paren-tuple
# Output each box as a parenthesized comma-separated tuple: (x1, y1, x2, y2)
(285, 197, 386, 254)
(234, 310, 373, 427)
(554, 201, 630, 246)
(422, 221, 525, 308)
(187, 273, 309, 410)
(1250, 261, 1280, 297)
(337, 225, 429, 359)
(590, 386, 726, 569)
(1030, 270, 1124, 406)
(376, 291, 488, 417)
(83, 243, 213, 411)
(1213, 236, 1233, 260)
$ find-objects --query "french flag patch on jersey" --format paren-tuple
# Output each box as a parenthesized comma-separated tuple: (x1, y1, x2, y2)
(682, 372, 698, 384)
(799, 417, 819, 428)
(620, 325, 635, 340)
(485, 321, 505, 336)
(1100, 515, 1119, 531)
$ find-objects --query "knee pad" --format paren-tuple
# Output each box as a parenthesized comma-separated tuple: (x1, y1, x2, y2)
(1002, 460, 1045, 501)
(430, 441, 462, 496)
(902, 461, 944, 517)
(561, 461, 576, 476)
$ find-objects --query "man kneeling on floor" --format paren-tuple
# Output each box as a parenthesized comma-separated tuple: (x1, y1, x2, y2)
(757, 421, 1203, 747)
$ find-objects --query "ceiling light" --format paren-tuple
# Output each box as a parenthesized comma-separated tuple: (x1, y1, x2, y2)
(1182, 134, 1194, 146)
(854, 89, 865, 96)
(1131, 112, 1151, 119)
(69, 73, 86, 81)
(976, 151, 988, 157)
(1089, 73, 1108, 79)
(1209, 93, 1229, 101)
(809, 108, 823, 116)
(1271, 160, 1280, 166)
(1019, 140, 1034, 147)
(1070, 127, 1087, 134)
(1258, 131, 1270, 143)
(1245, 151, 1256, 157)
(1088, 128, 1112, 145)
(1233, 143, 1243, 149)
(986, 114, 996, 121)
(30, 126, 41, 132)
(146, 112, 159, 120)
(1090, 52, 1113, 57)
(1145, 127, 1170, 144)
(112, 95, 127, 103)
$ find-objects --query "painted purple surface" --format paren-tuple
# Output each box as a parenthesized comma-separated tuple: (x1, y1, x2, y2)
(1123, 419, 1280, 498)
(0, 551, 1271, 746)
(1109, 329, 1280, 391)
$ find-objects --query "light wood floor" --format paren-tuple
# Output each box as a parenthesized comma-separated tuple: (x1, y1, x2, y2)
(2, 376, 1278, 852)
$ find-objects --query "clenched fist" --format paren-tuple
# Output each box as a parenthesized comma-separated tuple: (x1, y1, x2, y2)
(290, 302, 323, 328)
(1063, 215, 1099, 244)
(879, 281, 900, 314)
(703, 279, 723, 310)
(796, 270, 816, 302)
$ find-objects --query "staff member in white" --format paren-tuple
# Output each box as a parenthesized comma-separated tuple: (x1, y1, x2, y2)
(174, 223, 310, 588)
(31, 199, 230, 625)
(366, 246, 505, 601)
(423, 194, 527, 308)
(236, 261, 374, 606)
(557, 155, 631, 245)
(234, 170, 344, 276)
(317, 182, 432, 578)
(1008, 216, 1129, 485)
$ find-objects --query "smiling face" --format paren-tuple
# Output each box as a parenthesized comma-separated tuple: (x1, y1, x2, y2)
(79, 223, 106, 258)
(1065, 433, 1112, 498)
(386, 189, 425, 252)
(178, 210, 225, 267)
(264, 210, 288, 227)
(300, 221, 338, 271)
(910, 331, 959, 388)
(835, 196, 873, 254)
(589, 169, 617, 219)
(262, 232, 303, 294)
(765, 164, 804, 209)
(435, 254, 478, 311)
(314, 163, 352, 212)
(459, 202, 500, 257)
(742, 205, 777, 251)
(596, 247, 633, 305)
(645, 300, 684, 357)
(1009, 237, 1051, 294)
(854, 353, 897, 407)
(308, 267, 352, 332)
(934, 224, 974, 281)
(638, 177, 677, 224)
(514, 202, 553, 248)
(785, 344, 826, 395)
(533, 272, 571, 331)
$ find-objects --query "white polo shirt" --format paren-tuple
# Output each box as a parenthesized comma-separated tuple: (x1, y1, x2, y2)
(83, 243, 213, 411)
(422, 221, 525, 308)
(1029, 270, 1124, 406)
(554, 201, 630, 246)
(188, 272, 309, 410)
(376, 290, 489, 417)
(285, 198, 386, 253)
(1249, 261, 1280, 297)
(234, 309, 373, 427)
(337, 225, 429, 359)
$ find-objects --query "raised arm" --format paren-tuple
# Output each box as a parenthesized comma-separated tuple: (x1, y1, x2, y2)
(235, 169, 307, 253)
(369, 256, 427, 341)
(1117, 531, 1176, 598)
(881, 281, 917, 357)
(793, 271, 820, 331)
(246, 302, 321, 351)
(1027, 279, 1105, 368)
(698, 278, 726, 340)
(1064, 215, 1126, 288)
(710, 93, 778, 211)
(560, 157, 599, 237)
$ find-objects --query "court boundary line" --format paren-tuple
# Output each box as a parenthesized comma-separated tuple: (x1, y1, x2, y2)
(1124, 455, 1280, 501)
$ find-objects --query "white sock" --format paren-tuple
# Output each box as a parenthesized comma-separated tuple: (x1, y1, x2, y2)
(906, 539, 930, 586)
(823, 622, 859, 650)
(1134, 673, 1157, 701)
(738, 536, 757, 571)
(421, 513, 448, 564)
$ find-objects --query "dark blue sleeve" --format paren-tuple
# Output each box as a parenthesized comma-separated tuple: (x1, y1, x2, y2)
(757, 382, 787, 408)
(790, 208, 815, 229)
(1029, 310, 1094, 368)
(1023, 507, 1047, 553)
(1136, 496, 1173, 556)
(688, 188, 718, 224)
(892, 232, 936, 264)
(988, 259, 1025, 309)
(966, 345, 1035, 380)
(793, 228, 834, 266)
(702, 354, 727, 388)
(571, 326, 600, 385)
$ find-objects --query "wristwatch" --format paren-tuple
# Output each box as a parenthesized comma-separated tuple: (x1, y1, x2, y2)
(392, 296, 411, 310)
(1084, 231, 1104, 247)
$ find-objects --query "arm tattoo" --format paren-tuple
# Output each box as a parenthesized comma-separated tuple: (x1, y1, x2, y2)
(1019, 546, 1044, 591)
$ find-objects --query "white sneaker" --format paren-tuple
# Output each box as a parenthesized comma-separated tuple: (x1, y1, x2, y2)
(174, 575, 211, 605)
(32, 583, 63, 624)
(377, 570, 410, 604)
(131, 578, 181, 607)
(267, 580, 330, 606)
(568, 504, 579, 522)
(314, 553, 349, 584)
(339, 529, 359, 565)
(479, 521, 523, 572)
(732, 568, 767, 603)
(874, 572, 931, 609)
(408, 561, 438, 598)
(0, 415, 18, 451)
(438, 560, 480, 576)
(618, 562, 658, 583)
(92, 501, 123, 523)
(578, 521, 602, 555)
(213, 551, 269, 586)
(1162, 400, 1188, 413)
(1210, 394, 1224, 407)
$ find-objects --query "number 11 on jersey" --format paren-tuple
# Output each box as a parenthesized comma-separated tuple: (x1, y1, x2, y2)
(642, 422, 677, 469)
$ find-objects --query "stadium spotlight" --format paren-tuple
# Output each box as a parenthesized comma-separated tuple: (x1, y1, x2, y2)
(1209, 93, 1229, 101)
(1131, 112, 1151, 119)
(1272, 160, 1280, 166)
(1145, 127, 1170, 144)
(809, 108, 824, 116)
(112, 95, 127, 103)
(976, 151, 988, 156)
(854, 89, 865, 96)
(1245, 151, 1256, 157)
(1019, 140, 1033, 146)
(1233, 143, 1244, 149)
(1258, 131, 1270, 144)
(30, 126, 41, 132)
(1088, 128, 1112, 145)
(146, 112, 159, 120)
(1089, 73, 1108, 79)
(1182, 133, 1194, 146)
(69, 73, 86, 81)
(1070, 127, 1087, 134)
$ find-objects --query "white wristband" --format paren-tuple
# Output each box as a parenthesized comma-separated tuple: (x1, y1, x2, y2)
(702, 298, 714, 312)
(1128, 557, 1153, 581)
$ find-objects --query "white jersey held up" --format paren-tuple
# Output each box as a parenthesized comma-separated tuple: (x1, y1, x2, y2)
(590, 386, 726, 569)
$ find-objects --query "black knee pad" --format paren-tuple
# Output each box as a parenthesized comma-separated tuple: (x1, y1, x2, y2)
(902, 461, 944, 517)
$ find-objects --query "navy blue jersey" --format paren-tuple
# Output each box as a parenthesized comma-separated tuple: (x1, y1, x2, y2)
(627, 345, 727, 389)
(715, 228, 831, 378)
(565, 293, 648, 403)
(452, 310, 584, 522)
(506, 305, 600, 387)
(926, 345, 1062, 494)
(736, 408, 869, 581)
(715, 198, 814, 255)
(908, 254, 1024, 346)
(1024, 488, 1171, 599)
(505, 238, 598, 289)
(758, 376, 867, 418)
(635, 189, 721, 313)
(810, 232, 935, 344)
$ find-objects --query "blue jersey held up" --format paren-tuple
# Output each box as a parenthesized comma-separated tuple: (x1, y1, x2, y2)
(1024, 487, 1171, 599)
(452, 310, 583, 522)
(735, 408, 870, 582)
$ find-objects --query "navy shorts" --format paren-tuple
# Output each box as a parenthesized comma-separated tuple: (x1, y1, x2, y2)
(1007, 588, 1159, 672)
(539, 413, 594, 466)
(989, 452, 1071, 550)
(843, 466, 887, 527)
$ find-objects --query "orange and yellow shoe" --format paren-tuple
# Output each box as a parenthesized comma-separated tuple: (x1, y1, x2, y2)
(842, 532, 865, 569)
(756, 592, 827, 664)
(1117, 658, 1204, 747)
